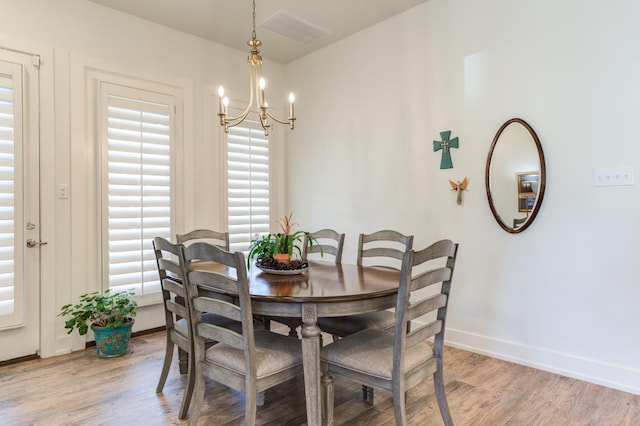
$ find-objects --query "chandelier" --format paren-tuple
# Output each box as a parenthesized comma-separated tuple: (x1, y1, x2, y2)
(217, 0, 296, 136)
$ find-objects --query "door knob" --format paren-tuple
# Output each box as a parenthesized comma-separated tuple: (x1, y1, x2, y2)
(26, 239, 48, 248)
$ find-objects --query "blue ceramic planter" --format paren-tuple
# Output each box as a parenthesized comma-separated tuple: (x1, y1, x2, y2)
(91, 320, 134, 358)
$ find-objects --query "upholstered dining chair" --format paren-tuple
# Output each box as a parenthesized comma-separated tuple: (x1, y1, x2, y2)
(302, 228, 345, 264)
(316, 230, 413, 402)
(317, 230, 414, 340)
(176, 229, 230, 250)
(321, 239, 458, 426)
(153, 237, 241, 420)
(177, 229, 273, 330)
(181, 242, 304, 425)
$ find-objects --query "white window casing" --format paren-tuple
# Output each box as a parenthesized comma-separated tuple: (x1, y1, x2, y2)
(99, 83, 175, 303)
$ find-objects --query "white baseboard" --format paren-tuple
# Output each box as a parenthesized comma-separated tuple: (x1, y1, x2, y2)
(445, 327, 640, 396)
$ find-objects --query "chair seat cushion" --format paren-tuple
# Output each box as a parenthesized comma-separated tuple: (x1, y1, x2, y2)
(317, 310, 396, 335)
(321, 328, 432, 380)
(175, 312, 243, 336)
(205, 330, 302, 379)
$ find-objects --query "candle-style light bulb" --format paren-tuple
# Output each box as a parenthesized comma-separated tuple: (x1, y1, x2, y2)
(218, 86, 225, 114)
(288, 93, 295, 118)
(259, 77, 266, 107)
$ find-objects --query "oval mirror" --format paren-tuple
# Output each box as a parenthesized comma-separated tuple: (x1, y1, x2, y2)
(485, 118, 546, 233)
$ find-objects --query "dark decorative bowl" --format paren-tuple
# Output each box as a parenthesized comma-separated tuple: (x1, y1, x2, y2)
(255, 257, 308, 275)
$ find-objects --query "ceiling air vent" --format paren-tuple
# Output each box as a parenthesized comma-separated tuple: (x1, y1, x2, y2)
(259, 11, 330, 45)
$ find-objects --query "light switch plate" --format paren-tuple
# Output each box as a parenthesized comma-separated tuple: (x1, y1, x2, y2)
(57, 184, 69, 199)
(594, 167, 634, 186)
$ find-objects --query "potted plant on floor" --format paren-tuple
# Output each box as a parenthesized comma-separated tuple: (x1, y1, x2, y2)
(58, 289, 137, 358)
(248, 212, 319, 272)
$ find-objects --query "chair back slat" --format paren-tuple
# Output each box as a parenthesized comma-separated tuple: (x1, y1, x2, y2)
(357, 230, 413, 269)
(406, 320, 442, 348)
(197, 322, 244, 348)
(412, 239, 457, 264)
(158, 257, 183, 278)
(361, 230, 412, 245)
(189, 270, 238, 295)
(362, 247, 405, 260)
(303, 229, 345, 264)
(410, 267, 452, 292)
(406, 293, 447, 322)
(176, 229, 230, 250)
(161, 278, 184, 296)
(192, 297, 242, 323)
(315, 245, 339, 257)
(165, 298, 188, 319)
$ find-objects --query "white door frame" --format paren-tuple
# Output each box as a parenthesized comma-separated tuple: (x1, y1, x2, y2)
(0, 48, 41, 361)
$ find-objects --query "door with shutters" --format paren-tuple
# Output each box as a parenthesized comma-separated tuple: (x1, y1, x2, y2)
(0, 48, 41, 361)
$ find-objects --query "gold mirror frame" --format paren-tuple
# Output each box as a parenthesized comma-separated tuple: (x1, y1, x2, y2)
(485, 118, 546, 233)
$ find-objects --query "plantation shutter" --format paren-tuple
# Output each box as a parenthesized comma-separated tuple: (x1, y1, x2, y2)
(101, 83, 174, 297)
(0, 63, 19, 320)
(226, 111, 270, 252)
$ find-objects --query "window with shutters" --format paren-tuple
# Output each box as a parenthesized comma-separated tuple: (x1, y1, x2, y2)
(99, 83, 174, 298)
(226, 111, 271, 252)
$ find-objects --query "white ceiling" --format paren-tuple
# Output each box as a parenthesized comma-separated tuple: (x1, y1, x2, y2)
(86, 0, 429, 64)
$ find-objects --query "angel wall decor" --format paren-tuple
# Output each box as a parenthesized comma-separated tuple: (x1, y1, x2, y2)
(449, 177, 468, 205)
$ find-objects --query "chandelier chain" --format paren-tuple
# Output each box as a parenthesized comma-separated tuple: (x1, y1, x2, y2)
(251, 0, 257, 41)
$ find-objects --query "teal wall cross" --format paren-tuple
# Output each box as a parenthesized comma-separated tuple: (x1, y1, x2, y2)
(433, 130, 459, 169)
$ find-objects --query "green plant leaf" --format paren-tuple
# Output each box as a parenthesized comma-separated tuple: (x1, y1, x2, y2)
(58, 289, 137, 336)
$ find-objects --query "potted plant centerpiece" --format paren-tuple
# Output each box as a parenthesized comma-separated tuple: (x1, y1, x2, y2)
(58, 289, 137, 358)
(248, 212, 319, 273)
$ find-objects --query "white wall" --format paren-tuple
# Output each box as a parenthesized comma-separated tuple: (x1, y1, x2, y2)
(286, 0, 640, 394)
(2, 0, 639, 396)
(0, 0, 288, 356)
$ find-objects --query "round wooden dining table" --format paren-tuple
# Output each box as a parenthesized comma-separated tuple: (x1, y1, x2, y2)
(195, 259, 400, 426)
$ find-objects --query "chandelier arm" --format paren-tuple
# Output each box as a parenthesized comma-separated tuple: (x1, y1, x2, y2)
(264, 111, 290, 124)
(223, 109, 252, 129)
(220, 60, 257, 127)
(223, 98, 253, 125)
(265, 110, 296, 129)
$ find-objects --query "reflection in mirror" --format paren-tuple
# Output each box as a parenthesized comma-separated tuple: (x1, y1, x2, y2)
(485, 118, 546, 233)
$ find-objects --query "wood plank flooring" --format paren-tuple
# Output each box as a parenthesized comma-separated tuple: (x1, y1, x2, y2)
(1, 329, 639, 425)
